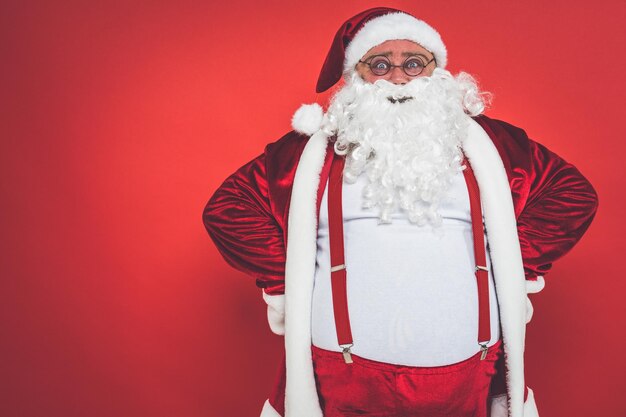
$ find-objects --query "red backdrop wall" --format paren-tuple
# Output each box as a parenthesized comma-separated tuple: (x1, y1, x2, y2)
(2, 1, 624, 416)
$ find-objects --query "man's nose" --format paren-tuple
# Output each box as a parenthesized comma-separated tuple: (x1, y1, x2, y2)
(388, 65, 410, 85)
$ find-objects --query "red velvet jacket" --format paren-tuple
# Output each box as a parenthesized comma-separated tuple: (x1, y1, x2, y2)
(203, 115, 598, 294)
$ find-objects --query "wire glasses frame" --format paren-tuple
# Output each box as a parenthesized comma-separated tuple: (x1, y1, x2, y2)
(357, 55, 437, 77)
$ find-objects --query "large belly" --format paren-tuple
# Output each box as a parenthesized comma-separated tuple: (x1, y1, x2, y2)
(311, 172, 501, 367)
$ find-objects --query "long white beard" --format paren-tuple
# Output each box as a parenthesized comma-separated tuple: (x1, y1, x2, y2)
(322, 68, 489, 226)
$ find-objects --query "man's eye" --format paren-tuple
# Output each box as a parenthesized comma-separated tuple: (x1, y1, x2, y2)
(371, 60, 389, 70)
(405, 58, 424, 69)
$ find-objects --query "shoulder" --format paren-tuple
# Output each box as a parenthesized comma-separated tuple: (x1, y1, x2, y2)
(265, 130, 311, 158)
(473, 114, 534, 155)
(473, 115, 567, 167)
(263, 130, 313, 177)
(261, 131, 315, 217)
(472, 115, 534, 175)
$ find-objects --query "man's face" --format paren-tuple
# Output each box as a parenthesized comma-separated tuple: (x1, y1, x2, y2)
(355, 39, 436, 85)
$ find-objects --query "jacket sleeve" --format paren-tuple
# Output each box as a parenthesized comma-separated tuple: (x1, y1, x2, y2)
(202, 152, 286, 294)
(516, 139, 599, 279)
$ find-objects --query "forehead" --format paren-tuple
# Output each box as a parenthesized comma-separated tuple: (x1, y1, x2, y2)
(361, 39, 432, 59)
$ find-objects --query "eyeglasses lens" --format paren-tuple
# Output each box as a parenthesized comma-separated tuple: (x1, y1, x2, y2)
(367, 57, 426, 76)
(369, 57, 390, 76)
(403, 58, 425, 76)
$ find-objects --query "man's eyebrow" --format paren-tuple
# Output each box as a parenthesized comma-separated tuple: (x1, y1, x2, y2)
(364, 51, 433, 60)
(402, 52, 432, 60)
(365, 51, 392, 58)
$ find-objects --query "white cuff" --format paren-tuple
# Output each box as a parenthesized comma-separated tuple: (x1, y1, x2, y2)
(489, 394, 508, 417)
(262, 290, 285, 335)
(260, 399, 282, 417)
(525, 276, 545, 323)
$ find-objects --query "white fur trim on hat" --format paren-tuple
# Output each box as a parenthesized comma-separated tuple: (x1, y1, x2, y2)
(291, 103, 324, 136)
(344, 12, 447, 72)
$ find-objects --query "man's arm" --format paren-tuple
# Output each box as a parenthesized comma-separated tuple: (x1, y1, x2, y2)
(202, 152, 286, 294)
(517, 139, 599, 279)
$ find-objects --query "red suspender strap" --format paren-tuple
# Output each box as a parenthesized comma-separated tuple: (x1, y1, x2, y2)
(462, 156, 492, 356)
(328, 153, 354, 363)
(327, 152, 491, 364)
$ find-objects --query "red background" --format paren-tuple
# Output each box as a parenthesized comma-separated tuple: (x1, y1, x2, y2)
(1, 1, 624, 416)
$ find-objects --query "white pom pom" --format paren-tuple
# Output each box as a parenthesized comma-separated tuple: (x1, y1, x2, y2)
(291, 103, 324, 136)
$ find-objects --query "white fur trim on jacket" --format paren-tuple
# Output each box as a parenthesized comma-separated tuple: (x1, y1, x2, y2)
(283, 130, 329, 417)
(462, 119, 528, 417)
(281, 118, 536, 417)
(262, 290, 285, 336)
(344, 12, 447, 71)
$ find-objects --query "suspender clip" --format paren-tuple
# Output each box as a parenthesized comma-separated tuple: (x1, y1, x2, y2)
(340, 344, 354, 364)
(479, 343, 489, 360)
(331, 264, 346, 273)
(475, 265, 489, 272)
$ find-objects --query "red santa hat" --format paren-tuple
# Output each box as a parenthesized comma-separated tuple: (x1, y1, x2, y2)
(292, 7, 448, 135)
(316, 7, 448, 93)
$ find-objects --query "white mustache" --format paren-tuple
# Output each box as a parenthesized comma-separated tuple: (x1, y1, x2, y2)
(387, 96, 414, 104)
(324, 68, 484, 226)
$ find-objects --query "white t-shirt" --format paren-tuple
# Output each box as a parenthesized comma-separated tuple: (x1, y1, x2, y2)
(311, 169, 501, 366)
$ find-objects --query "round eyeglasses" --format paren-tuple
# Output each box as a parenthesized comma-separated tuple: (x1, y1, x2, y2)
(358, 55, 436, 77)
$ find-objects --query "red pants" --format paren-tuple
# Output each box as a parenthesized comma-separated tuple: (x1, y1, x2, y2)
(311, 340, 504, 417)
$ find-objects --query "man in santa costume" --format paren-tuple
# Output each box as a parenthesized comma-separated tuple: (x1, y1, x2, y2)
(203, 7, 598, 417)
